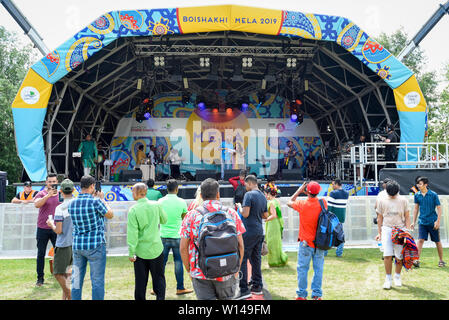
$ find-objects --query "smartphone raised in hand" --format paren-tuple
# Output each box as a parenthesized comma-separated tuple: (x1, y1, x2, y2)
(95, 181, 102, 192)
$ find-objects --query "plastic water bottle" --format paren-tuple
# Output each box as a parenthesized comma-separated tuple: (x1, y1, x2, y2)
(377, 240, 383, 252)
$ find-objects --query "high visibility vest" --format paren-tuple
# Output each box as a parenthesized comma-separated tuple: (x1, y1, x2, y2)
(19, 191, 35, 201)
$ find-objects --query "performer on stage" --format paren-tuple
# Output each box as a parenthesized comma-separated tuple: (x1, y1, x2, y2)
(233, 140, 246, 170)
(78, 134, 98, 177)
(168, 148, 183, 179)
(284, 140, 298, 170)
(220, 136, 235, 180)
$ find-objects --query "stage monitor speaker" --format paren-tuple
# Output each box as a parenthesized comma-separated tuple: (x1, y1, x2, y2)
(119, 170, 143, 182)
(282, 169, 303, 181)
(223, 170, 242, 180)
(196, 170, 218, 181)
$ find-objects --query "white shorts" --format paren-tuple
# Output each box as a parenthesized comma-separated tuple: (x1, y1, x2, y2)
(381, 226, 403, 259)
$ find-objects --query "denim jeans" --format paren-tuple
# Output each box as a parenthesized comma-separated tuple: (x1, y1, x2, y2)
(161, 238, 184, 290)
(296, 241, 325, 298)
(71, 243, 107, 300)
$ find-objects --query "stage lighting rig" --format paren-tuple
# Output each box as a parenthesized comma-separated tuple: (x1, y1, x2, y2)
(242, 56, 253, 69)
(286, 57, 297, 69)
(154, 55, 165, 67)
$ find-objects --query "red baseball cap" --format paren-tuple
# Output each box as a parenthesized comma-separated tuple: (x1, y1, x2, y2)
(306, 181, 321, 195)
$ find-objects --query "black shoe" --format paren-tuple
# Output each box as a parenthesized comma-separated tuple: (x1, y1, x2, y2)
(36, 279, 44, 287)
(251, 285, 263, 295)
(235, 290, 252, 300)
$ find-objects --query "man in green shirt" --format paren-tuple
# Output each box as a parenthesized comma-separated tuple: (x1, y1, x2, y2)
(127, 182, 167, 300)
(158, 179, 193, 295)
(146, 179, 163, 201)
(78, 134, 98, 176)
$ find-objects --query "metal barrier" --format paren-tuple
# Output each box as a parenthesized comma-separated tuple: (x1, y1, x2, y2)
(351, 142, 449, 187)
(0, 196, 448, 257)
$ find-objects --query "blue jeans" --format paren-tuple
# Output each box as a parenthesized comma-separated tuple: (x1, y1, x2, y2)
(296, 241, 325, 298)
(161, 238, 185, 290)
(71, 243, 107, 300)
(324, 242, 344, 257)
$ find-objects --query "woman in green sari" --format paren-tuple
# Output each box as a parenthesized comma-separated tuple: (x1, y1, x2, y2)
(264, 184, 288, 267)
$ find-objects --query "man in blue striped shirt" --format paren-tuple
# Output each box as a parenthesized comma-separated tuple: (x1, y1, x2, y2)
(326, 179, 349, 257)
(411, 177, 445, 268)
(69, 175, 114, 300)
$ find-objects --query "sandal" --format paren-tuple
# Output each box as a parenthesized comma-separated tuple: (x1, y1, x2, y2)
(438, 261, 446, 268)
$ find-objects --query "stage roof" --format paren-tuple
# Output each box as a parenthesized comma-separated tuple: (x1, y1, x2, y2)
(11, 5, 427, 181)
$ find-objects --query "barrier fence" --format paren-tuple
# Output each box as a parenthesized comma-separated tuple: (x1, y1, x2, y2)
(0, 196, 448, 258)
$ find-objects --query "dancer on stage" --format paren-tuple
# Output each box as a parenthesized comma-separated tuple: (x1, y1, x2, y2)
(78, 134, 98, 176)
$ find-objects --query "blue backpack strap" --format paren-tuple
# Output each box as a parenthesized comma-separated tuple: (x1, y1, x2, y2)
(318, 199, 326, 212)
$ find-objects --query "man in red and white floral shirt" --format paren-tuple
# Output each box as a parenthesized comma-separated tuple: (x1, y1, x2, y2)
(180, 178, 246, 300)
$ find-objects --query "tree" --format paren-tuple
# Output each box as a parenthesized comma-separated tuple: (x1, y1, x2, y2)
(0, 26, 39, 186)
(427, 63, 449, 145)
(376, 28, 439, 105)
(376, 28, 446, 148)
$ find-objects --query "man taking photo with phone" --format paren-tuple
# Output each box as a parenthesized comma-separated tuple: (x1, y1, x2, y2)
(34, 173, 62, 287)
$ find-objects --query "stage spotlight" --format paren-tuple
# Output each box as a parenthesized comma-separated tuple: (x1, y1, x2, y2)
(154, 56, 165, 67)
(257, 91, 266, 105)
(241, 102, 249, 111)
(182, 92, 191, 104)
(290, 113, 298, 122)
(212, 107, 219, 113)
(242, 56, 253, 68)
(286, 57, 297, 68)
(226, 107, 233, 114)
(199, 57, 210, 68)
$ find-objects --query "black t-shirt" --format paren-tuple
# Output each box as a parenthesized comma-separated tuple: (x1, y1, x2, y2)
(385, 132, 398, 158)
(307, 154, 315, 165)
(242, 189, 268, 237)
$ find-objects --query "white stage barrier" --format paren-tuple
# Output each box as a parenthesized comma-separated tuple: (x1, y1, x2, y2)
(0, 196, 448, 258)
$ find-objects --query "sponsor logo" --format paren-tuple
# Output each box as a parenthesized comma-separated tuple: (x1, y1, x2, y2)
(404, 91, 421, 108)
(20, 87, 40, 105)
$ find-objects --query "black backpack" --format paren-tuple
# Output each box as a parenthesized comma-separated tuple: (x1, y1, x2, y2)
(234, 180, 246, 204)
(314, 199, 345, 251)
(194, 205, 240, 279)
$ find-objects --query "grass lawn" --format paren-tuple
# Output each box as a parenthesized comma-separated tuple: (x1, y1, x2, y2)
(0, 248, 448, 300)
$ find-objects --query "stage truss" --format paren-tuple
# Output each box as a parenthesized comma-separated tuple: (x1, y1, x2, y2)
(42, 31, 399, 178)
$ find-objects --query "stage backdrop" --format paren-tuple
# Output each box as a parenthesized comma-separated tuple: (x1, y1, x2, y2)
(110, 91, 322, 178)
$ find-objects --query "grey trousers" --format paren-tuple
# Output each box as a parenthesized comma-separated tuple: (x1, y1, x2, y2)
(191, 276, 237, 300)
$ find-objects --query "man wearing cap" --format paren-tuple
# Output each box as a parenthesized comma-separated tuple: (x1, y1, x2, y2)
(287, 181, 327, 300)
(11, 181, 38, 204)
(46, 179, 75, 300)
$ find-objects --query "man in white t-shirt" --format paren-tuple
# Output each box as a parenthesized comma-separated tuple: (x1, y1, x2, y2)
(375, 180, 410, 290)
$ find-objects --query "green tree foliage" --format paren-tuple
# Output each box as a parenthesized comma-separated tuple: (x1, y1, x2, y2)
(376, 28, 439, 105)
(376, 28, 447, 146)
(0, 26, 38, 184)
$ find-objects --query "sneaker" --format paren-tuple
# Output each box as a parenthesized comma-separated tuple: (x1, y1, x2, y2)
(295, 296, 307, 300)
(36, 279, 44, 287)
(383, 279, 391, 290)
(176, 289, 193, 295)
(413, 260, 420, 268)
(393, 275, 402, 287)
(235, 290, 252, 300)
(250, 285, 263, 295)
(438, 261, 446, 268)
(311, 296, 322, 300)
